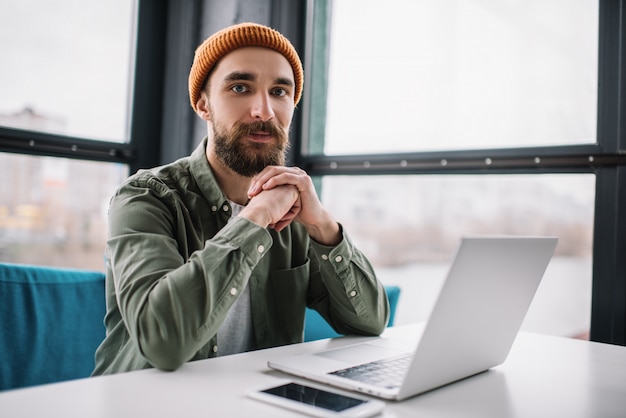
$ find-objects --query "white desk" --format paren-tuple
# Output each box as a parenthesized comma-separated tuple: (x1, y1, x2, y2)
(1, 325, 625, 417)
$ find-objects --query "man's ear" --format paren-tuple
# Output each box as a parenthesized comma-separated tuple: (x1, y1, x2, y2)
(195, 91, 212, 121)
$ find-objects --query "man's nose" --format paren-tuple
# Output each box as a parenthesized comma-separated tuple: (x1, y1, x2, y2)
(250, 92, 275, 121)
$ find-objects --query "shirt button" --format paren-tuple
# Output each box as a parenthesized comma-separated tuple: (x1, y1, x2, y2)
(211, 205, 218, 212)
(321, 254, 328, 260)
(222, 205, 229, 212)
(350, 290, 357, 297)
(334, 255, 343, 263)
(257, 244, 265, 253)
(212, 345, 218, 353)
(230, 287, 237, 296)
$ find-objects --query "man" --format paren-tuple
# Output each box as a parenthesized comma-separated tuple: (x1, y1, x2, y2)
(92, 22, 388, 375)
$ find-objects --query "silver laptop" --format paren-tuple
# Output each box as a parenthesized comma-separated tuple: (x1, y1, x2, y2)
(268, 236, 558, 401)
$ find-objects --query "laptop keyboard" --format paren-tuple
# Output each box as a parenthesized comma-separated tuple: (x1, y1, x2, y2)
(329, 353, 412, 389)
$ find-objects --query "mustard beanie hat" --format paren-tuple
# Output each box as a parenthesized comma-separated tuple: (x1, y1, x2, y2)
(188, 22, 304, 111)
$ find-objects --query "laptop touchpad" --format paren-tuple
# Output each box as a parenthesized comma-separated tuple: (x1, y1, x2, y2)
(315, 343, 401, 364)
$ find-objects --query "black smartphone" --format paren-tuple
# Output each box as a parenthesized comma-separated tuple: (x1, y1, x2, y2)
(247, 381, 385, 417)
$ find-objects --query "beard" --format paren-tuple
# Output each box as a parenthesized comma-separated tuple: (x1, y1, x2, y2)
(212, 118, 290, 178)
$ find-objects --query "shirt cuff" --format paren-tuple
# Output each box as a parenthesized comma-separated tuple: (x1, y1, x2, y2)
(210, 216, 273, 265)
(310, 224, 353, 273)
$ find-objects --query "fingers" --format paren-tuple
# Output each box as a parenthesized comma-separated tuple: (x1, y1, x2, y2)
(269, 193, 302, 231)
(247, 166, 308, 198)
(240, 184, 300, 229)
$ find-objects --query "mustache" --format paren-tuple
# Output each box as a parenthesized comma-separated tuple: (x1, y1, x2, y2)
(232, 120, 284, 138)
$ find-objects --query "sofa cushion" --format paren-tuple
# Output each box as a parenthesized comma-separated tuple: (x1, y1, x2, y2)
(0, 263, 106, 391)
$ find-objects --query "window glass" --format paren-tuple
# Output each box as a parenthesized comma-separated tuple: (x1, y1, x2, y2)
(310, 0, 599, 154)
(0, 152, 128, 270)
(321, 174, 593, 338)
(0, 0, 136, 142)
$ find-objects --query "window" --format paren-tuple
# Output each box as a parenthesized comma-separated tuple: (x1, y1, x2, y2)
(307, 0, 599, 154)
(302, 0, 605, 341)
(0, 0, 138, 269)
(0, 0, 136, 142)
(0, 152, 128, 269)
(321, 174, 593, 337)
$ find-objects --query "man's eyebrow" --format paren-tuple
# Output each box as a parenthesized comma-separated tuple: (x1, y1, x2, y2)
(223, 71, 293, 87)
(275, 77, 294, 87)
(224, 71, 256, 82)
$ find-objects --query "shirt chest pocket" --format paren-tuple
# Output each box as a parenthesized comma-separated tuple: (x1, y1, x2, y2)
(265, 259, 310, 342)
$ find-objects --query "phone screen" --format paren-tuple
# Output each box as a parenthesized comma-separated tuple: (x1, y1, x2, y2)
(261, 382, 366, 412)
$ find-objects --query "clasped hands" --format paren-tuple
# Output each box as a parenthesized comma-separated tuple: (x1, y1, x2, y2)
(241, 166, 341, 246)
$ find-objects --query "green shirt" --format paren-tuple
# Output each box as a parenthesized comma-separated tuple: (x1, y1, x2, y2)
(92, 139, 389, 375)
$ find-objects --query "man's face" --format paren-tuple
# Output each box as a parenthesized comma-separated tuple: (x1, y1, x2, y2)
(204, 47, 295, 177)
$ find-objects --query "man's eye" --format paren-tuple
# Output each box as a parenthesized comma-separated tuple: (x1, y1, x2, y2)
(231, 84, 249, 93)
(272, 87, 287, 97)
